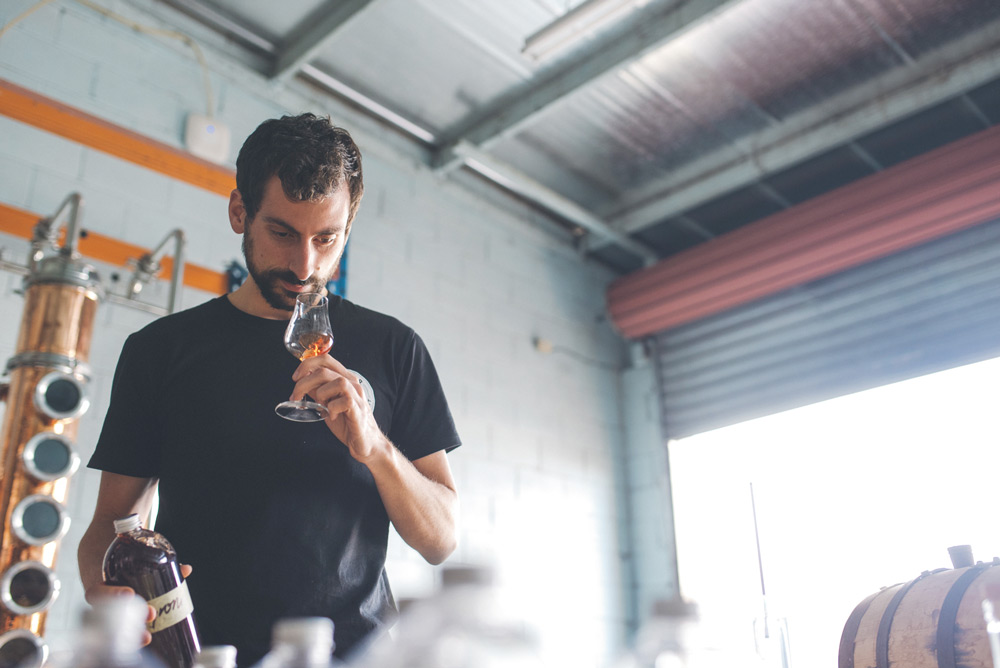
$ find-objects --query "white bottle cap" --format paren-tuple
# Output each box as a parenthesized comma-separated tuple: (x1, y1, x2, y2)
(113, 514, 142, 534)
(273, 617, 334, 651)
(194, 645, 238, 668)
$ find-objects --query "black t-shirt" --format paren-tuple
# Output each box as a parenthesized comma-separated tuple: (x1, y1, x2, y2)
(89, 295, 461, 665)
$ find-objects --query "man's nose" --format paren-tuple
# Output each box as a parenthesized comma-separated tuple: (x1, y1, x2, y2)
(288, 242, 315, 281)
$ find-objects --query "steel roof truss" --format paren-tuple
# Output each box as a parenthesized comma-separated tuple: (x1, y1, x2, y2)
(270, 0, 378, 81)
(431, 0, 741, 173)
(600, 27, 1000, 247)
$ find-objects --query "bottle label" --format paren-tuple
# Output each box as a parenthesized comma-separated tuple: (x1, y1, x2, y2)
(146, 580, 195, 634)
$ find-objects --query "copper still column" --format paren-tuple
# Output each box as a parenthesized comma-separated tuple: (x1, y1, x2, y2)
(0, 194, 101, 668)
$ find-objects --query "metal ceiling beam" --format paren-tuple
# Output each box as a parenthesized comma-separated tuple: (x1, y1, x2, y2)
(299, 64, 437, 144)
(143, 0, 656, 266)
(455, 142, 659, 265)
(860, 1, 994, 133)
(299, 65, 661, 264)
(271, 0, 377, 81)
(598, 28, 1000, 246)
(154, 2, 421, 141)
(431, 0, 741, 173)
(156, 0, 277, 54)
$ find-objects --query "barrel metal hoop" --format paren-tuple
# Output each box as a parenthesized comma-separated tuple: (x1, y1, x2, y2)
(937, 562, 993, 668)
(839, 589, 882, 668)
(876, 570, 943, 668)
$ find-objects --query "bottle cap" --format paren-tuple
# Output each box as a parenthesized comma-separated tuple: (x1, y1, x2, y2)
(651, 597, 698, 619)
(194, 645, 237, 668)
(113, 514, 142, 534)
(273, 617, 335, 651)
(441, 564, 494, 587)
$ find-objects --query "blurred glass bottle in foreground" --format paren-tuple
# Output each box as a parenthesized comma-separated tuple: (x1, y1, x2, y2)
(252, 618, 341, 668)
(193, 646, 237, 668)
(46, 596, 165, 668)
(613, 599, 697, 668)
(103, 514, 201, 668)
(613, 598, 737, 668)
(350, 564, 543, 668)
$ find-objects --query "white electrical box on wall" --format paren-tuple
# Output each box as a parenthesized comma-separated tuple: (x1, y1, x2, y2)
(184, 113, 231, 163)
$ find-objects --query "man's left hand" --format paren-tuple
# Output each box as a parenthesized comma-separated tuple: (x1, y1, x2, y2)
(289, 355, 387, 462)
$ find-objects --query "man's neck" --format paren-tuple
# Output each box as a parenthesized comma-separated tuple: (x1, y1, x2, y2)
(226, 280, 290, 320)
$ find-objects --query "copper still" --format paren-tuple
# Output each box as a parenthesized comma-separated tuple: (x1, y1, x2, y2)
(0, 194, 186, 668)
(0, 193, 98, 668)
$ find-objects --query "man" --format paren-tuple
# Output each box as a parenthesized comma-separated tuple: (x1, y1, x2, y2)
(78, 113, 461, 665)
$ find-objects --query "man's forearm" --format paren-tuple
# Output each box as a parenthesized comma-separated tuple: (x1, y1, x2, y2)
(78, 520, 115, 599)
(78, 472, 159, 600)
(364, 440, 458, 565)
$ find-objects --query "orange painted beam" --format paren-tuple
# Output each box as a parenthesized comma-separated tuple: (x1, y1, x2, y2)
(0, 78, 234, 197)
(0, 202, 227, 295)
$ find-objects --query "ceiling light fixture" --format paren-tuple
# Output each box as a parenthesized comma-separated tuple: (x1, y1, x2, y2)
(522, 0, 651, 62)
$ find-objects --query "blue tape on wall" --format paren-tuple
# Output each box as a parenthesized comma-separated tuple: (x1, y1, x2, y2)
(326, 245, 348, 298)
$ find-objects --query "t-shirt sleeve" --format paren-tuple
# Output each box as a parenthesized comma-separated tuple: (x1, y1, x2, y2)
(87, 332, 163, 478)
(388, 330, 461, 461)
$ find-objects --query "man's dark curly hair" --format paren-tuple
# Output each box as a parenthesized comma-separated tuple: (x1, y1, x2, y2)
(235, 113, 364, 225)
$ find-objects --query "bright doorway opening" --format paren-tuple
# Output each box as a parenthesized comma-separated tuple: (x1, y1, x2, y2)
(668, 355, 1000, 667)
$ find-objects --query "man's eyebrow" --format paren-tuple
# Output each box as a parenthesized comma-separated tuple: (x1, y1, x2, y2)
(262, 216, 297, 233)
(261, 216, 344, 236)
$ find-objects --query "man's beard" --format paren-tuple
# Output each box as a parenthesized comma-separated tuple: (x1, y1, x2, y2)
(242, 231, 334, 312)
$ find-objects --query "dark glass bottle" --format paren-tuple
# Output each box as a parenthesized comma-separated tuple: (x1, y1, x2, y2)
(103, 514, 201, 668)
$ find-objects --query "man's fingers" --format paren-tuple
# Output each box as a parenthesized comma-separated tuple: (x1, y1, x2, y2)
(321, 394, 355, 419)
(292, 357, 364, 394)
(84, 583, 136, 605)
(291, 370, 360, 405)
(180, 563, 193, 578)
(293, 354, 351, 381)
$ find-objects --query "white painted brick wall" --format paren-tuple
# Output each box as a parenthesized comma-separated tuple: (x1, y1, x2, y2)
(0, 1, 677, 665)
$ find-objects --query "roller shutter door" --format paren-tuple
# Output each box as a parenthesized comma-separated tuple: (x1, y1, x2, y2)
(654, 215, 1000, 439)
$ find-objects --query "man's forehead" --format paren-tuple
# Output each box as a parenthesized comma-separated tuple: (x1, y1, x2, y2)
(265, 174, 348, 201)
(257, 176, 349, 219)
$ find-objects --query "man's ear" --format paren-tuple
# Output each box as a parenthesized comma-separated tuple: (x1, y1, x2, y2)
(229, 189, 247, 234)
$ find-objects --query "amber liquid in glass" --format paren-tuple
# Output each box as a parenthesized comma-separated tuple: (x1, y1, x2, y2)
(104, 529, 201, 668)
(290, 332, 334, 360)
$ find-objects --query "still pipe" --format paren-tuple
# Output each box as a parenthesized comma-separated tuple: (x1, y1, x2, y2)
(29, 193, 84, 269)
(126, 228, 186, 315)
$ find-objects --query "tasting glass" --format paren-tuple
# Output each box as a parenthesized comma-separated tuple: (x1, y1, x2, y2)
(275, 292, 333, 422)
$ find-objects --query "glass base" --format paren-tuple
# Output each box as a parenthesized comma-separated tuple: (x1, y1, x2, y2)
(275, 399, 328, 422)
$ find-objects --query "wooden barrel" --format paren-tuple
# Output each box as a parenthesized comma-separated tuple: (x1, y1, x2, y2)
(839, 557, 1000, 668)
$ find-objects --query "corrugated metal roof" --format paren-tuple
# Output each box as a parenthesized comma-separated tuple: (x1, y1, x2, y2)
(146, 0, 1000, 273)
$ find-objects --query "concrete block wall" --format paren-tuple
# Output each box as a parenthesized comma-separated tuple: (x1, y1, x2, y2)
(0, 1, 681, 666)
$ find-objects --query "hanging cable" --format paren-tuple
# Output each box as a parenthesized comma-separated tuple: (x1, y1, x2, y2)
(0, 0, 214, 117)
(72, 0, 214, 117)
(0, 0, 58, 39)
